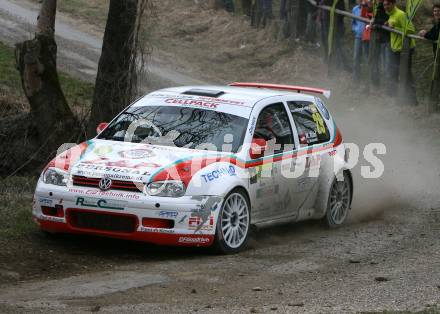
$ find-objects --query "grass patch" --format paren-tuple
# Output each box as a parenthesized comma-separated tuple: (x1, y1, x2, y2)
(0, 41, 94, 108)
(0, 176, 37, 239)
(27, 0, 109, 28)
(0, 39, 93, 233)
(58, 0, 108, 27)
(0, 42, 22, 96)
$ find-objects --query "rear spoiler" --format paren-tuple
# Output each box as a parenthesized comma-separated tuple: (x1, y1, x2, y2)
(229, 82, 331, 99)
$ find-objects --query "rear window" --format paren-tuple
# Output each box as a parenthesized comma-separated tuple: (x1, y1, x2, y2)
(98, 106, 248, 153)
(287, 101, 330, 146)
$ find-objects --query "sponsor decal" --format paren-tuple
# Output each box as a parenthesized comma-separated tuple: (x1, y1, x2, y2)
(159, 210, 179, 218)
(328, 150, 337, 156)
(69, 188, 140, 200)
(119, 149, 155, 159)
(190, 196, 222, 233)
(178, 236, 210, 244)
(312, 111, 326, 135)
(165, 98, 219, 109)
(178, 215, 187, 224)
(248, 116, 257, 135)
(201, 165, 236, 183)
(76, 197, 126, 210)
(75, 170, 146, 181)
(39, 214, 64, 223)
(150, 93, 245, 106)
(94, 146, 113, 156)
(39, 197, 53, 206)
(76, 162, 144, 175)
(140, 226, 175, 234)
(188, 215, 214, 231)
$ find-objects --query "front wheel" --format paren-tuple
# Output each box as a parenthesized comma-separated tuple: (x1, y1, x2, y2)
(213, 189, 251, 254)
(322, 172, 352, 228)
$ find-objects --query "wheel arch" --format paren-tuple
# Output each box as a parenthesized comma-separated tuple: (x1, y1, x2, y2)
(224, 185, 252, 212)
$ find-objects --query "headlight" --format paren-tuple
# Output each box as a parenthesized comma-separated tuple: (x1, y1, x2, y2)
(145, 180, 186, 197)
(43, 168, 68, 186)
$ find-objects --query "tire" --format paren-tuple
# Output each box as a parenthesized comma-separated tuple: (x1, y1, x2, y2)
(213, 188, 251, 254)
(322, 171, 352, 228)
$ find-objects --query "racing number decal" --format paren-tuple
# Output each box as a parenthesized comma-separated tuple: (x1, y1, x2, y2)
(312, 112, 326, 135)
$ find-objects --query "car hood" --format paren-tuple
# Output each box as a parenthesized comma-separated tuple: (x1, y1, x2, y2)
(70, 139, 230, 182)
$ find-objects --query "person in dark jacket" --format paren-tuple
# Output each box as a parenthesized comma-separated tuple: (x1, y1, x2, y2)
(419, 4, 440, 56)
(371, 0, 391, 85)
(352, 0, 367, 81)
(221, 0, 235, 12)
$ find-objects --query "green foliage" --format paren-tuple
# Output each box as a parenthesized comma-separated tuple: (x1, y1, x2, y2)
(328, 0, 339, 57)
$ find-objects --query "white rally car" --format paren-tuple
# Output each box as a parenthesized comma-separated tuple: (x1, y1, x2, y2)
(33, 83, 353, 253)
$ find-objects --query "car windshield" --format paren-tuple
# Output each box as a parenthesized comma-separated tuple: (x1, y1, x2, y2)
(98, 106, 248, 153)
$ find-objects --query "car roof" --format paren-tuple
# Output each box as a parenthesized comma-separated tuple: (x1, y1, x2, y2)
(148, 85, 317, 108)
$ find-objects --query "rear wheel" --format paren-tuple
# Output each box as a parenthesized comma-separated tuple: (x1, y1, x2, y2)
(323, 172, 352, 228)
(213, 189, 250, 254)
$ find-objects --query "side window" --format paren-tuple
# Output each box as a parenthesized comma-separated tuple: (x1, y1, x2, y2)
(287, 101, 330, 146)
(253, 103, 294, 153)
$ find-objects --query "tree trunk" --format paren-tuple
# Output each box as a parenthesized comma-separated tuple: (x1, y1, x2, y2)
(15, 0, 78, 149)
(87, 0, 147, 136)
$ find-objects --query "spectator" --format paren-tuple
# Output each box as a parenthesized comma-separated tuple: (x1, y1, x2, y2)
(241, 0, 252, 16)
(280, 0, 287, 20)
(352, 0, 367, 81)
(418, 3, 440, 56)
(371, 0, 391, 85)
(361, 0, 373, 59)
(319, 0, 352, 72)
(383, 0, 417, 102)
(296, 0, 318, 44)
(259, 0, 273, 26)
(305, 0, 319, 45)
(251, 0, 272, 27)
(222, 0, 235, 13)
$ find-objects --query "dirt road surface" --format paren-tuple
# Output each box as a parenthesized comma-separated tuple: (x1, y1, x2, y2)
(0, 0, 205, 86)
(1, 0, 440, 313)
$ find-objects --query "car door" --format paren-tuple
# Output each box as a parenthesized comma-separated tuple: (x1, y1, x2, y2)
(249, 102, 296, 221)
(285, 100, 331, 219)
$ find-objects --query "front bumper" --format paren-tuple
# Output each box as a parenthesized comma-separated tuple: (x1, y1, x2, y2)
(33, 181, 222, 247)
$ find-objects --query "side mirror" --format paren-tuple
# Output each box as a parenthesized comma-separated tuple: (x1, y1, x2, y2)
(96, 122, 108, 134)
(250, 138, 267, 160)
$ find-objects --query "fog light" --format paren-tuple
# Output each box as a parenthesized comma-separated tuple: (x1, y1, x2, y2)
(42, 205, 64, 218)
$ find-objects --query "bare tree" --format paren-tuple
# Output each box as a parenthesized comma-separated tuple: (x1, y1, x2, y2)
(15, 0, 78, 147)
(87, 0, 150, 136)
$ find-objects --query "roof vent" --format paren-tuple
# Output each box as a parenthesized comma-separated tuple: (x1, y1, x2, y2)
(182, 89, 225, 98)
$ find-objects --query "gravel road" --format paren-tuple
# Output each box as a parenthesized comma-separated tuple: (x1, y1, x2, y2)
(1, 0, 439, 313)
(0, 0, 205, 86)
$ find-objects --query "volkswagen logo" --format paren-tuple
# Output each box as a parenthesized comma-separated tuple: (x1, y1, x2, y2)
(98, 177, 112, 191)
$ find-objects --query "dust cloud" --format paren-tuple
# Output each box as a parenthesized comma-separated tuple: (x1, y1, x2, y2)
(328, 89, 440, 223)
